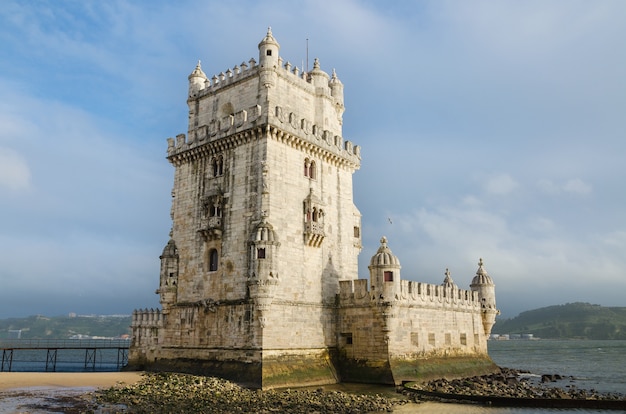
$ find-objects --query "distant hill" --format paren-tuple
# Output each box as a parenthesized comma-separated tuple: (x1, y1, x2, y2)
(0, 314, 131, 340)
(492, 302, 626, 340)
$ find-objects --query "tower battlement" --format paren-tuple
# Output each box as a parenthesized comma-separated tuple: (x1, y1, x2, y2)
(339, 278, 481, 310)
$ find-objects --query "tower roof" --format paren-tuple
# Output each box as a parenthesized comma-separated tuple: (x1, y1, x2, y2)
(258, 27, 280, 49)
(188, 60, 207, 80)
(471, 258, 494, 285)
(442, 268, 457, 288)
(160, 238, 178, 258)
(251, 218, 278, 243)
(369, 236, 400, 267)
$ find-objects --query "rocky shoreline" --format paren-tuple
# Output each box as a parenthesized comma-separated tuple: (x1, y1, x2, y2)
(404, 367, 626, 406)
(7, 368, 626, 413)
(94, 373, 408, 413)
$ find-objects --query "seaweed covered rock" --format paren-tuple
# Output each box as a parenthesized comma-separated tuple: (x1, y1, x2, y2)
(96, 373, 408, 413)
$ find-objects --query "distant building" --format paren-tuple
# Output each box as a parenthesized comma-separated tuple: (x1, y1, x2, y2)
(129, 29, 499, 389)
(8, 330, 21, 339)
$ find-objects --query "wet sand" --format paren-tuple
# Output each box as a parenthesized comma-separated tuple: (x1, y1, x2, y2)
(0, 371, 144, 390)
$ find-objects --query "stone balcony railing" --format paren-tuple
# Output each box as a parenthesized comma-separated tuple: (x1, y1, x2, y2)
(199, 216, 223, 240)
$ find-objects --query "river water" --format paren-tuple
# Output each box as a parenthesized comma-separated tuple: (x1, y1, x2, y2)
(1, 339, 624, 413)
(392, 339, 626, 413)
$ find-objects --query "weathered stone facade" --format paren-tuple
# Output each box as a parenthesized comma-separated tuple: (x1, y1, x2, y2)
(129, 29, 499, 388)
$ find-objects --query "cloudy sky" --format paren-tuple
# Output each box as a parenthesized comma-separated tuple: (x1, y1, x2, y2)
(1, 0, 624, 319)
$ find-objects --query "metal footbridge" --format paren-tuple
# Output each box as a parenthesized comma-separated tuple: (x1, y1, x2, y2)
(0, 339, 130, 372)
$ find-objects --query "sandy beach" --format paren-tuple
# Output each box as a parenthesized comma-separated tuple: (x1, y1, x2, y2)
(0, 371, 144, 391)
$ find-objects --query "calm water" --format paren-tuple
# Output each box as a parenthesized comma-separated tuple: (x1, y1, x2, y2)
(1, 340, 624, 413)
(394, 339, 626, 414)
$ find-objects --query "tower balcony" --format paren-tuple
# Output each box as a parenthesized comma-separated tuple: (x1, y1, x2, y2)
(199, 216, 223, 240)
(304, 221, 325, 247)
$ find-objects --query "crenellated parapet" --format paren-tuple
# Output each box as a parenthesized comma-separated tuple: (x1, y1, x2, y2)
(270, 108, 360, 169)
(188, 58, 258, 98)
(339, 279, 481, 311)
(132, 308, 163, 328)
(166, 120, 360, 171)
(131, 308, 163, 347)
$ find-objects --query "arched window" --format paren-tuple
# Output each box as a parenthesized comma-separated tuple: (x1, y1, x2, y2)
(209, 249, 218, 271)
(304, 159, 316, 179)
(212, 156, 224, 177)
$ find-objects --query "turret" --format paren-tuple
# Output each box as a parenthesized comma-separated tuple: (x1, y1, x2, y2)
(470, 258, 499, 336)
(368, 236, 401, 299)
(248, 217, 280, 281)
(258, 27, 280, 68)
(329, 68, 345, 121)
(188, 61, 207, 97)
(156, 237, 179, 311)
(309, 58, 330, 89)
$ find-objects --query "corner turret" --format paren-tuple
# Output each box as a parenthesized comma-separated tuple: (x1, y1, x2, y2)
(258, 27, 280, 69)
(368, 236, 401, 299)
(329, 69, 345, 121)
(188, 61, 207, 97)
(156, 237, 179, 311)
(470, 258, 499, 336)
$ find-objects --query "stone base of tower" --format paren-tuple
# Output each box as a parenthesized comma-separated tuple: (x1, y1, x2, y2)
(127, 355, 263, 388)
(260, 349, 339, 389)
(128, 346, 340, 389)
(336, 358, 396, 385)
(389, 355, 499, 384)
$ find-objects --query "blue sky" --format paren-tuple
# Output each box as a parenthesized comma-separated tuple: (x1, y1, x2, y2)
(1, 0, 624, 319)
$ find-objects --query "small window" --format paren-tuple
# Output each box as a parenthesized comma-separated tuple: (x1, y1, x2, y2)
(266, 50, 272, 56)
(209, 249, 218, 271)
(384, 271, 393, 282)
(257, 248, 266, 259)
(428, 333, 436, 346)
(460, 333, 467, 346)
(353, 226, 360, 238)
(304, 159, 316, 179)
(212, 156, 224, 177)
(342, 333, 353, 345)
(445, 333, 451, 345)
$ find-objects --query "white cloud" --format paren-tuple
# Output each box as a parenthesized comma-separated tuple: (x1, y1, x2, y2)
(0, 147, 31, 191)
(537, 178, 592, 196)
(484, 173, 518, 195)
(563, 178, 592, 195)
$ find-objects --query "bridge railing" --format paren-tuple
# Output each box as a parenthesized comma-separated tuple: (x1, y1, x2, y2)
(0, 338, 130, 349)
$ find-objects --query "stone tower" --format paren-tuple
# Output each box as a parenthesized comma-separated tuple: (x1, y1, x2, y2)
(129, 28, 362, 388)
(130, 29, 500, 388)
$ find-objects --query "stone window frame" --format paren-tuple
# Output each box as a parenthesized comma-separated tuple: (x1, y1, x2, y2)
(304, 158, 316, 179)
(212, 156, 224, 177)
(209, 248, 219, 271)
(384, 271, 393, 282)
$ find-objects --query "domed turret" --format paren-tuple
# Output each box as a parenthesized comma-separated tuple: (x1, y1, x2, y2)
(188, 60, 207, 96)
(308, 58, 330, 88)
(442, 268, 457, 289)
(329, 68, 345, 121)
(470, 258, 499, 336)
(157, 237, 179, 310)
(248, 218, 280, 280)
(258, 27, 280, 69)
(368, 236, 401, 298)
